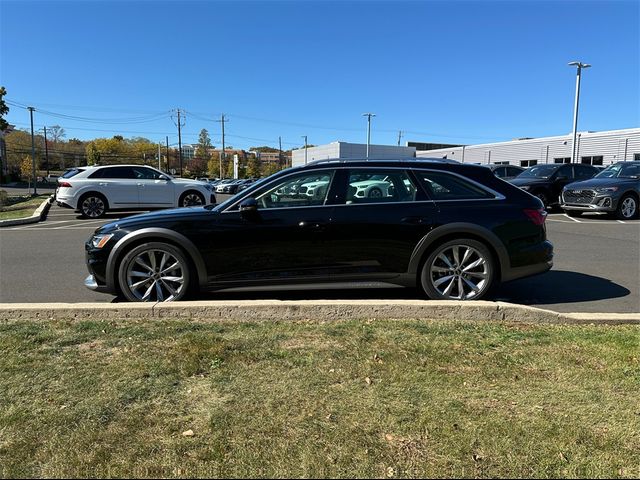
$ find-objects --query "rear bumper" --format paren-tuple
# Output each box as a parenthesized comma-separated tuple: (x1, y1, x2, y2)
(502, 240, 554, 282)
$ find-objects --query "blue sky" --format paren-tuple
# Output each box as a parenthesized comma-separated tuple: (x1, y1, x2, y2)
(1, 0, 638, 150)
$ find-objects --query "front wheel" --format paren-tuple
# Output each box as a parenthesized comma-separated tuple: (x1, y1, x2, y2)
(616, 194, 638, 220)
(420, 239, 496, 300)
(180, 191, 205, 207)
(117, 242, 190, 302)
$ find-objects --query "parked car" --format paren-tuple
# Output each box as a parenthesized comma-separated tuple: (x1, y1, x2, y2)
(56, 164, 216, 218)
(215, 179, 235, 193)
(561, 161, 640, 219)
(84, 159, 553, 302)
(482, 164, 526, 181)
(509, 163, 599, 209)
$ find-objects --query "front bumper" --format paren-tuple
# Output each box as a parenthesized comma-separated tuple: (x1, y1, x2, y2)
(84, 274, 111, 293)
(561, 191, 618, 213)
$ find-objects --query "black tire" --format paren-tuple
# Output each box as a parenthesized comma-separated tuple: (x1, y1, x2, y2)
(117, 242, 190, 302)
(533, 191, 549, 209)
(368, 187, 383, 199)
(79, 193, 108, 219)
(565, 210, 583, 218)
(616, 194, 638, 220)
(180, 191, 205, 207)
(420, 239, 497, 301)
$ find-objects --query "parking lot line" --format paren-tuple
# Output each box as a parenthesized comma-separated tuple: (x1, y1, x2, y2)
(564, 214, 582, 223)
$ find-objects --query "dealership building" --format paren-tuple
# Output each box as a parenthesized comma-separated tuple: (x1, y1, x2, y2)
(415, 128, 640, 167)
(291, 128, 639, 168)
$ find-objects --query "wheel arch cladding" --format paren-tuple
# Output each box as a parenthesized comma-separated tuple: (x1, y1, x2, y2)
(408, 223, 509, 282)
(105, 228, 208, 293)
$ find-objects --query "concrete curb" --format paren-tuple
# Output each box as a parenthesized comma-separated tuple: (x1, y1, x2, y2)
(0, 195, 54, 227)
(0, 300, 638, 325)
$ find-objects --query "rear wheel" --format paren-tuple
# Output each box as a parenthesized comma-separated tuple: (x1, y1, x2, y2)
(420, 239, 496, 301)
(79, 193, 107, 218)
(118, 242, 190, 302)
(616, 194, 638, 220)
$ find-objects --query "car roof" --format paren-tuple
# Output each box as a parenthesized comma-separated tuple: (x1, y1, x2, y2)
(294, 158, 490, 175)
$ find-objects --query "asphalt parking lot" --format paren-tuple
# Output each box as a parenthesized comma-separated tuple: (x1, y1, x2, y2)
(0, 200, 638, 313)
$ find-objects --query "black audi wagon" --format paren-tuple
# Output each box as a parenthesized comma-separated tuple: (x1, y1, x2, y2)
(85, 159, 553, 302)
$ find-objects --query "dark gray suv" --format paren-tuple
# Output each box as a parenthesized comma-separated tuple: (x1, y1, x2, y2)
(561, 161, 640, 219)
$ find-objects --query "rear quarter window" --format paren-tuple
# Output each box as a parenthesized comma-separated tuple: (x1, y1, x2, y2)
(414, 170, 496, 200)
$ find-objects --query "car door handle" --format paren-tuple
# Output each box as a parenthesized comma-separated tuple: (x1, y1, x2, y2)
(401, 216, 429, 225)
(298, 221, 326, 231)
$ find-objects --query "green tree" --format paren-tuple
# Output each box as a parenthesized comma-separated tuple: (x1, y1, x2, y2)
(20, 155, 32, 182)
(246, 155, 261, 178)
(0, 86, 9, 132)
(195, 129, 212, 160)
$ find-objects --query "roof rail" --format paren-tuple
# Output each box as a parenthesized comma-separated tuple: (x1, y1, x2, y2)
(303, 157, 461, 166)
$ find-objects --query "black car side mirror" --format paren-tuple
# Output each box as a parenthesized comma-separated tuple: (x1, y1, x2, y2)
(240, 198, 259, 219)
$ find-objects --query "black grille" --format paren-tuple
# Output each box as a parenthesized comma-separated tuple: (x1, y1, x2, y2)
(564, 189, 596, 204)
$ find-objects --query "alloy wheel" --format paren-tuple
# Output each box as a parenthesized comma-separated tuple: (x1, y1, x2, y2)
(182, 192, 204, 207)
(422, 242, 493, 300)
(124, 247, 186, 302)
(81, 196, 106, 218)
(619, 196, 637, 219)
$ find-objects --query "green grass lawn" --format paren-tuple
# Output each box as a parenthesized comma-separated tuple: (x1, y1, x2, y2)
(0, 194, 48, 221)
(0, 318, 638, 478)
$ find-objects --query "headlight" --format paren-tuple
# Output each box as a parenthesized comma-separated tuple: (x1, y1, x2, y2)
(91, 233, 114, 249)
(594, 186, 619, 193)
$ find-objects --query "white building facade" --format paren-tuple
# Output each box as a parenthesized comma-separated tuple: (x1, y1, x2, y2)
(292, 142, 416, 167)
(415, 128, 640, 167)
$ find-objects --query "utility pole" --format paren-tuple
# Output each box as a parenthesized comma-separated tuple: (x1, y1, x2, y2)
(165, 136, 170, 173)
(172, 109, 185, 176)
(216, 114, 228, 178)
(362, 113, 376, 160)
(278, 136, 283, 169)
(43, 126, 50, 176)
(397, 130, 403, 147)
(158, 142, 162, 170)
(28, 107, 37, 195)
(302, 135, 308, 165)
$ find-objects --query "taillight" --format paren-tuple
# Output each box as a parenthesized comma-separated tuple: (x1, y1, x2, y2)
(524, 208, 547, 226)
(58, 181, 72, 188)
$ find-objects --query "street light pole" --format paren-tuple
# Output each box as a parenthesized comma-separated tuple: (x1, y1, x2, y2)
(568, 61, 591, 163)
(362, 113, 376, 160)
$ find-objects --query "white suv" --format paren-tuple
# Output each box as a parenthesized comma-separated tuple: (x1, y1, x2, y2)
(56, 165, 216, 218)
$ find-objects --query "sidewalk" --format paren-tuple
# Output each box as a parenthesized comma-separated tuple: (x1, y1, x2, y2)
(0, 195, 55, 227)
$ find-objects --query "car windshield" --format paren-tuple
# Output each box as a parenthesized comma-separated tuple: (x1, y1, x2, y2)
(595, 163, 640, 179)
(517, 165, 560, 179)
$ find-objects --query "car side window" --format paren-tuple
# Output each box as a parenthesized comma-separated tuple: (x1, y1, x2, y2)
(252, 171, 334, 209)
(344, 169, 417, 204)
(557, 165, 573, 179)
(507, 167, 522, 177)
(133, 167, 164, 180)
(96, 167, 135, 179)
(575, 165, 596, 180)
(414, 170, 495, 200)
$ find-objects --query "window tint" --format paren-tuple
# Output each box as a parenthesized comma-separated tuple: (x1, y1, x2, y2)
(253, 171, 333, 209)
(415, 171, 495, 200)
(90, 167, 135, 179)
(345, 170, 417, 204)
(507, 167, 523, 177)
(557, 165, 573, 178)
(574, 165, 597, 180)
(132, 167, 165, 180)
(61, 168, 84, 179)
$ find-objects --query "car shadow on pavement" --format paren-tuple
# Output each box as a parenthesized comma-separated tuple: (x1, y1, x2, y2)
(495, 270, 631, 306)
